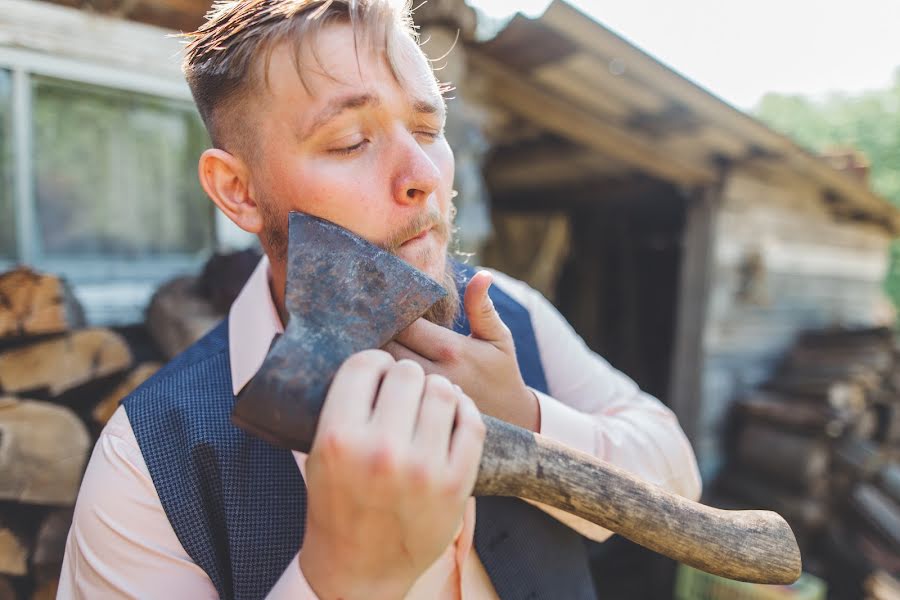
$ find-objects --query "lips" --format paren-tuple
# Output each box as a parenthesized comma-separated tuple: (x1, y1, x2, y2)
(402, 227, 432, 246)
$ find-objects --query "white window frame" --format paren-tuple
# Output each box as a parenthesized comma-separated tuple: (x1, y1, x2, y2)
(0, 0, 253, 280)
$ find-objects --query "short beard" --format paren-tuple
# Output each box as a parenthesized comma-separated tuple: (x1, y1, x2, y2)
(259, 201, 461, 329)
(419, 255, 461, 329)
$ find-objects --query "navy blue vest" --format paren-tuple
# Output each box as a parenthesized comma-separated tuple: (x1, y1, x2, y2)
(124, 265, 595, 599)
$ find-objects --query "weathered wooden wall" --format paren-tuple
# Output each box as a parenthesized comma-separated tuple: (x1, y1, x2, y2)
(695, 168, 894, 478)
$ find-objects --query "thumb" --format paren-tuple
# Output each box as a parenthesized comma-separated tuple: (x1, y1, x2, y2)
(464, 270, 509, 342)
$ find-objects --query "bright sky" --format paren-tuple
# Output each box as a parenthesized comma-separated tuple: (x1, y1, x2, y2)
(467, 0, 900, 110)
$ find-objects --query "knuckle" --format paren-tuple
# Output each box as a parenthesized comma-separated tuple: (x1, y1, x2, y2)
(435, 341, 460, 363)
(406, 460, 431, 488)
(316, 429, 352, 462)
(439, 473, 467, 498)
(343, 349, 393, 373)
(391, 358, 425, 380)
(367, 443, 399, 476)
(425, 375, 456, 402)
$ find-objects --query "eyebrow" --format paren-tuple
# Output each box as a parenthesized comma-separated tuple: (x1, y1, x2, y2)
(298, 92, 445, 141)
(299, 93, 378, 141)
(413, 97, 445, 119)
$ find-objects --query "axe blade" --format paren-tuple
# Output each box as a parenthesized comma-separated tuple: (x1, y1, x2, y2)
(232, 211, 447, 451)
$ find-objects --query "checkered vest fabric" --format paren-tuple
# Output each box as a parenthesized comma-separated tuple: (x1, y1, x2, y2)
(124, 263, 595, 599)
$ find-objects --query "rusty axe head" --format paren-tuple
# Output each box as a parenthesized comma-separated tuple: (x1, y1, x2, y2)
(231, 211, 447, 451)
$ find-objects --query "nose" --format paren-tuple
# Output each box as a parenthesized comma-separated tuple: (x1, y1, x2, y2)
(392, 132, 442, 206)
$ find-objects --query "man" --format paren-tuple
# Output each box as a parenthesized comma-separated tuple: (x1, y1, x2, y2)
(59, 0, 702, 598)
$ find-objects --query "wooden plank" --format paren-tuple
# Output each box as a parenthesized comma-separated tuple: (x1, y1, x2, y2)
(537, 0, 900, 234)
(492, 177, 674, 212)
(470, 53, 714, 186)
(487, 145, 630, 192)
(532, 59, 633, 121)
(667, 182, 723, 445)
(532, 52, 663, 117)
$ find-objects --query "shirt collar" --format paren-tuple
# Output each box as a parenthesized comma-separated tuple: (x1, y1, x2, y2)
(228, 254, 285, 396)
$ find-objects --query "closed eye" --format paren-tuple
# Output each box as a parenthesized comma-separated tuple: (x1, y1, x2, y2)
(416, 131, 441, 142)
(329, 139, 370, 156)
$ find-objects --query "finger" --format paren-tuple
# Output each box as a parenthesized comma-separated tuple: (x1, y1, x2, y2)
(382, 340, 439, 374)
(393, 318, 464, 363)
(463, 271, 509, 343)
(412, 374, 459, 463)
(370, 359, 426, 441)
(447, 391, 486, 494)
(319, 349, 395, 430)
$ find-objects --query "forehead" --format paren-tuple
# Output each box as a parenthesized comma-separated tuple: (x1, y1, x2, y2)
(261, 22, 441, 110)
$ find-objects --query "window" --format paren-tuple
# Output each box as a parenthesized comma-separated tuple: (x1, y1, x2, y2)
(0, 70, 13, 259)
(31, 76, 213, 260)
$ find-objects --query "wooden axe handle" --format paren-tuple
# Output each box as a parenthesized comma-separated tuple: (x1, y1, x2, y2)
(476, 415, 802, 585)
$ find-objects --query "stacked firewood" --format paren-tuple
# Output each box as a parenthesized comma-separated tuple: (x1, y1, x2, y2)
(714, 327, 900, 599)
(0, 267, 161, 599)
(0, 249, 260, 599)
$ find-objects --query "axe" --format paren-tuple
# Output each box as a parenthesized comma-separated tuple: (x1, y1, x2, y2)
(232, 212, 802, 585)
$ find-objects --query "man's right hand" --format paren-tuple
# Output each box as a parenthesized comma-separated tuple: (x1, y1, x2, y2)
(297, 350, 486, 600)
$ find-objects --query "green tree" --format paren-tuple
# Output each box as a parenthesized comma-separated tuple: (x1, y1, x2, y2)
(755, 68, 900, 317)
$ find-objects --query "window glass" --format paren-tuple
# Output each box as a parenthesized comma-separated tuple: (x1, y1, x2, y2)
(0, 70, 14, 259)
(31, 76, 213, 259)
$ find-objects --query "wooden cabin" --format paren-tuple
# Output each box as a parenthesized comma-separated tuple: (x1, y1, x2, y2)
(1, 0, 897, 482)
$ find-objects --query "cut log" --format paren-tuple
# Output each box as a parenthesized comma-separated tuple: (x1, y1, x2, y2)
(850, 483, 900, 551)
(0, 329, 132, 397)
(0, 397, 90, 505)
(787, 346, 893, 377)
(767, 376, 868, 411)
(878, 464, 900, 506)
(834, 438, 884, 482)
(0, 521, 28, 576)
(145, 276, 222, 360)
(856, 407, 880, 441)
(0, 267, 85, 341)
(736, 391, 858, 437)
(734, 423, 829, 493)
(872, 394, 900, 445)
(92, 362, 161, 426)
(32, 509, 72, 583)
(797, 326, 893, 352)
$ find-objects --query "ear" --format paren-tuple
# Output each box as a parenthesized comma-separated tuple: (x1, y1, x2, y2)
(198, 148, 263, 235)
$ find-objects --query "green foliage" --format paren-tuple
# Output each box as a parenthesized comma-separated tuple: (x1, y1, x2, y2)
(754, 68, 900, 318)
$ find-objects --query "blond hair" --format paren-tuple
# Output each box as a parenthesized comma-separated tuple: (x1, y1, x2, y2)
(182, 0, 418, 150)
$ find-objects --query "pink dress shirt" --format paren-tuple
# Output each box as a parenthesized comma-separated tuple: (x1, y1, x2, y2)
(58, 256, 702, 599)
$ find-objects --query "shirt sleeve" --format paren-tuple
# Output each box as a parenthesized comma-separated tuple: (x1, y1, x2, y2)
(57, 406, 319, 600)
(488, 270, 703, 542)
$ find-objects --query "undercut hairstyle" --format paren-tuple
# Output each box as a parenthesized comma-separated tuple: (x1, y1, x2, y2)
(181, 0, 418, 152)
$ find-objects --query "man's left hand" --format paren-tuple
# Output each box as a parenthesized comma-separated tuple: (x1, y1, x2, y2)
(384, 270, 540, 432)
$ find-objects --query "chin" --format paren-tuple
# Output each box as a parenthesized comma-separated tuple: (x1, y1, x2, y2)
(397, 236, 448, 281)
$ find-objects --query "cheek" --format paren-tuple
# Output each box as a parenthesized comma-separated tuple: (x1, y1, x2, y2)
(432, 140, 455, 205)
(265, 158, 390, 238)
